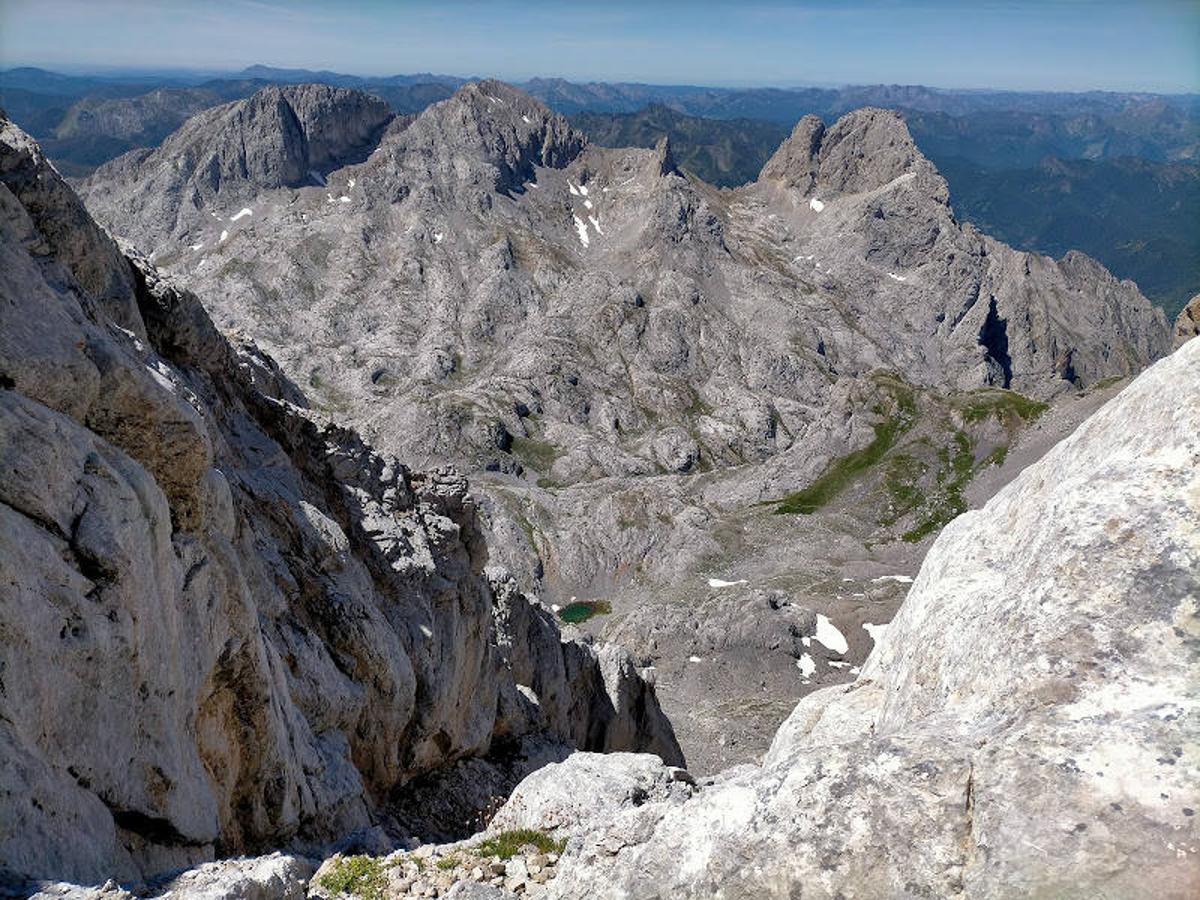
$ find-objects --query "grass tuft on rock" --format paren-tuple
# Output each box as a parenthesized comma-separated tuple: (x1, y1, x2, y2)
(317, 855, 388, 900)
(474, 828, 566, 860)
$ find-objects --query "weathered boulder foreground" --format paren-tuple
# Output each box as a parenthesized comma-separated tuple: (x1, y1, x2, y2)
(495, 337, 1200, 898)
(0, 114, 679, 887)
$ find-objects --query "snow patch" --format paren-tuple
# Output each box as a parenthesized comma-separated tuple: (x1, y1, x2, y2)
(828, 660, 851, 669)
(809, 197, 825, 212)
(887, 272, 907, 282)
(863, 622, 889, 645)
(688, 656, 703, 663)
(583, 198, 593, 210)
(522, 115, 532, 124)
(573, 215, 590, 247)
(338, 195, 351, 203)
(814, 614, 848, 655)
(433, 232, 444, 244)
(872, 574, 913, 584)
(588, 215, 604, 235)
(145, 364, 175, 394)
(230, 207, 252, 222)
(568, 182, 580, 196)
(707, 578, 747, 588)
(347, 177, 356, 188)
(218, 230, 228, 243)
(189, 242, 203, 251)
(578, 184, 588, 196)
(797, 654, 816, 677)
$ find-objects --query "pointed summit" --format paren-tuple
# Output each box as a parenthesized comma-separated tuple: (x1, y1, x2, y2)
(654, 134, 679, 177)
(759, 107, 947, 203)
(759, 114, 824, 192)
(391, 80, 586, 195)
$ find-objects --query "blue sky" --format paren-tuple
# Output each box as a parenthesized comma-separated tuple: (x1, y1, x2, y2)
(1, 0, 1197, 92)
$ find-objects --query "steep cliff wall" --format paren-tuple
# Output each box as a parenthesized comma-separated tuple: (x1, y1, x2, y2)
(0, 115, 679, 885)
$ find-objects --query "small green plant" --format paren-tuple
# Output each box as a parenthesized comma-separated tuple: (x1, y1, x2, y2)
(317, 855, 388, 900)
(473, 828, 566, 860)
(435, 854, 460, 871)
(557, 599, 612, 624)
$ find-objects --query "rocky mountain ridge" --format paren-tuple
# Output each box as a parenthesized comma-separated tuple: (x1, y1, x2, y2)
(0, 113, 679, 886)
(76, 80, 1173, 771)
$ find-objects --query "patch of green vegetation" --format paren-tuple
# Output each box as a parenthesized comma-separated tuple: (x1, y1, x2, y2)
(558, 599, 613, 625)
(1090, 375, 1126, 392)
(880, 453, 929, 525)
(775, 379, 918, 515)
(979, 444, 1009, 468)
(511, 435, 560, 472)
(317, 855, 388, 900)
(959, 389, 1048, 425)
(473, 828, 566, 860)
(902, 430, 974, 543)
(435, 854, 460, 871)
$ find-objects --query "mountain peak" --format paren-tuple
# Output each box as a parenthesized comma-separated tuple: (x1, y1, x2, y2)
(390, 80, 586, 195)
(759, 107, 946, 202)
(759, 114, 825, 191)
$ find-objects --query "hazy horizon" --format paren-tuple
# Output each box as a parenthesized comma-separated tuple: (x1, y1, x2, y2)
(1, 0, 1197, 95)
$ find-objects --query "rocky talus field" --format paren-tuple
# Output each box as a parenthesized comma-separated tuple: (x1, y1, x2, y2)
(0, 77, 1195, 899)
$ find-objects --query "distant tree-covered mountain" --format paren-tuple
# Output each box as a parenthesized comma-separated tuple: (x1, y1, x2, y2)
(937, 155, 1199, 318)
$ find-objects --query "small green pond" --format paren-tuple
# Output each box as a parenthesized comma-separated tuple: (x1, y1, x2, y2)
(557, 599, 612, 625)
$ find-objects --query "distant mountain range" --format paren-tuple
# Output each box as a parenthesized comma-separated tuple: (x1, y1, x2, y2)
(2, 64, 1196, 314)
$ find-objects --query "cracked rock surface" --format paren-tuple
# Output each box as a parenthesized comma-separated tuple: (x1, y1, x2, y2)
(0, 113, 679, 886)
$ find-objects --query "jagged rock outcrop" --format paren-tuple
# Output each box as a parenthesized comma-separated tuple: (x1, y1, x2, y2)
(488, 336, 1200, 898)
(1176, 293, 1200, 347)
(0, 114, 679, 887)
(79, 85, 394, 251)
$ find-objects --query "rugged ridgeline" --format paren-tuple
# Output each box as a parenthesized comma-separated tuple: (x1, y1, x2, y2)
(77, 80, 1173, 773)
(0, 115, 681, 888)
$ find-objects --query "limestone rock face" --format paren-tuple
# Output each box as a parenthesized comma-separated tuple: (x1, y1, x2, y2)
(1175, 293, 1200, 347)
(0, 115, 679, 886)
(495, 338, 1200, 899)
(79, 84, 393, 251)
(73, 81, 1175, 770)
